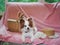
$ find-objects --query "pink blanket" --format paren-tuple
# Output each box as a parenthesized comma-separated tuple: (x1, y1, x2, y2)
(0, 2, 60, 45)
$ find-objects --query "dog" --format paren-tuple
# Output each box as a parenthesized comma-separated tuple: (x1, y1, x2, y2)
(21, 18, 37, 42)
(18, 14, 37, 42)
(18, 13, 47, 42)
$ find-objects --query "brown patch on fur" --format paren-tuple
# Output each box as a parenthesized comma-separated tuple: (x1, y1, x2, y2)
(20, 18, 25, 29)
(28, 18, 33, 27)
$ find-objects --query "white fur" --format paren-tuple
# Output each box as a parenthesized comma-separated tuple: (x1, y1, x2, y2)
(21, 19, 47, 42)
(34, 32, 47, 39)
(21, 20, 37, 42)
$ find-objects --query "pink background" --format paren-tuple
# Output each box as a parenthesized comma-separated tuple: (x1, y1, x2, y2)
(0, 2, 60, 45)
(4, 2, 60, 32)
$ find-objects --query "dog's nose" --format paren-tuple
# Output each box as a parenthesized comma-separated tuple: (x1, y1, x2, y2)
(27, 27, 29, 30)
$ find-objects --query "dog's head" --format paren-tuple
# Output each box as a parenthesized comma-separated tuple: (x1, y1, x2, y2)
(20, 17, 34, 31)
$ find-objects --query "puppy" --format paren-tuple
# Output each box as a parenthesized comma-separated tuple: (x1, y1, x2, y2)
(18, 13, 46, 42)
(19, 15, 37, 42)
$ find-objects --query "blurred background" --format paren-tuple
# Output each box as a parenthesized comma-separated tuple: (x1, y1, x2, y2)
(0, 0, 60, 45)
(0, 0, 60, 19)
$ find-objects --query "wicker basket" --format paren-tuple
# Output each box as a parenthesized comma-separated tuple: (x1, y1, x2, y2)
(7, 19, 20, 32)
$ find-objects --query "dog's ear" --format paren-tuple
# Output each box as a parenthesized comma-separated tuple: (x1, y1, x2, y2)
(20, 19, 25, 23)
(20, 19, 25, 28)
(28, 18, 33, 27)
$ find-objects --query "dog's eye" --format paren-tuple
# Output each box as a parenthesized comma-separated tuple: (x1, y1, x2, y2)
(24, 25, 26, 27)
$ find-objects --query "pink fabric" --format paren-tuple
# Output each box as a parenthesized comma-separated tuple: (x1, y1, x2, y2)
(4, 2, 60, 32)
(0, 2, 60, 45)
